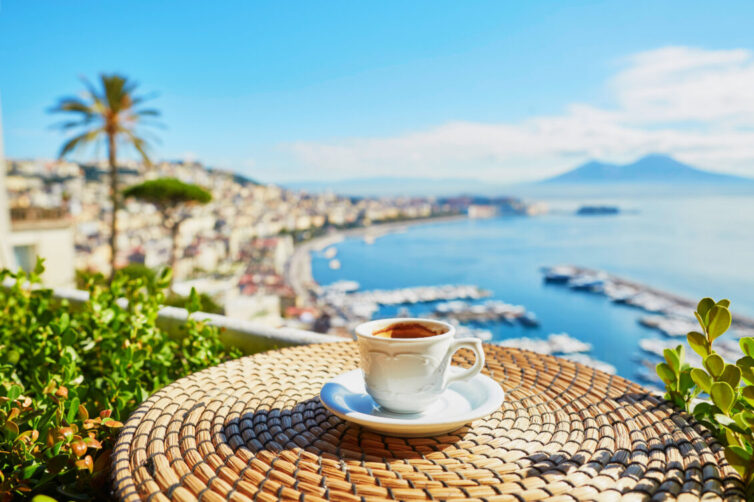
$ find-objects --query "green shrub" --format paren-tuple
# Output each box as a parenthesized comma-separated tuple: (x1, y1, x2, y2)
(0, 261, 241, 500)
(656, 298, 754, 494)
(163, 292, 224, 315)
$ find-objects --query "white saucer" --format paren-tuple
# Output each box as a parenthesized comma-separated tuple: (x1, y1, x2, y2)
(319, 368, 504, 437)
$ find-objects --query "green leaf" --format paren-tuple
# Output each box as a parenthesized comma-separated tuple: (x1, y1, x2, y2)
(694, 311, 706, 332)
(678, 370, 694, 393)
(59, 312, 70, 333)
(687, 331, 709, 358)
(730, 445, 752, 461)
(691, 401, 712, 417)
(664, 348, 681, 373)
(733, 410, 754, 430)
(187, 287, 201, 314)
(66, 397, 80, 424)
(22, 463, 40, 479)
(725, 446, 750, 478)
(697, 297, 715, 323)
(691, 368, 713, 392)
(32, 495, 60, 502)
(711, 381, 735, 414)
(740, 338, 754, 358)
(721, 364, 742, 389)
(656, 362, 675, 385)
(742, 386, 754, 407)
(8, 384, 22, 401)
(738, 357, 754, 385)
(717, 299, 731, 308)
(707, 305, 732, 341)
(715, 413, 738, 427)
(704, 354, 725, 378)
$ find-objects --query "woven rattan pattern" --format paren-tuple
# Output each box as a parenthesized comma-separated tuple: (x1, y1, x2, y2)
(112, 342, 745, 501)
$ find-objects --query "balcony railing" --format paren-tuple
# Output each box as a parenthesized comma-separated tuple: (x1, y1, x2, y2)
(1, 279, 346, 353)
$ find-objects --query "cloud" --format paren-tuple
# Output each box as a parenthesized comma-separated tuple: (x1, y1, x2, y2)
(283, 46, 754, 182)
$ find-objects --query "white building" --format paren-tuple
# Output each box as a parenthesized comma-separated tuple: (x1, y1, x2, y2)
(0, 100, 76, 287)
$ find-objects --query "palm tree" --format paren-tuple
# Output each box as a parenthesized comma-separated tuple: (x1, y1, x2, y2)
(50, 74, 159, 277)
(123, 178, 212, 285)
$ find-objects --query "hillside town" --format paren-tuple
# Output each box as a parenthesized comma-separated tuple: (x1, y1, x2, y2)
(4, 158, 467, 324)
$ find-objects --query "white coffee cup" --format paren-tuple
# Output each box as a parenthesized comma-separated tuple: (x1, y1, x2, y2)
(354, 318, 485, 413)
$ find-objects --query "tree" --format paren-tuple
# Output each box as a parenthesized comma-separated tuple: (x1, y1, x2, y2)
(123, 178, 212, 285)
(50, 74, 159, 277)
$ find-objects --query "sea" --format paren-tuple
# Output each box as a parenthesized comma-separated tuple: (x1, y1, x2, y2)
(311, 191, 754, 383)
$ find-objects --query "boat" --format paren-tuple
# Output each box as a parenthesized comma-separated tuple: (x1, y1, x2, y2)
(324, 247, 337, 259)
(568, 275, 606, 292)
(604, 283, 638, 303)
(498, 333, 591, 355)
(576, 206, 620, 216)
(328, 259, 341, 270)
(543, 265, 578, 284)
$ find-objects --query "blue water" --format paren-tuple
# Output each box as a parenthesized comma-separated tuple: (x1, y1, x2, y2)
(311, 194, 754, 382)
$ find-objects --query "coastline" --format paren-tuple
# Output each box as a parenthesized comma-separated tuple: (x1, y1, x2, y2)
(285, 214, 467, 305)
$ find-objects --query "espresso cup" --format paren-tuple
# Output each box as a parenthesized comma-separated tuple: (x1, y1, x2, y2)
(355, 318, 485, 413)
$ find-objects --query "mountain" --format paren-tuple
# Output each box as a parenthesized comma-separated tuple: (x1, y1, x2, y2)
(543, 154, 752, 184)
(284, 177, 504, 197)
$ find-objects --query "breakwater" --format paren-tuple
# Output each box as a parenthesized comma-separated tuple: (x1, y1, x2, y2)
(542, 265, 754, 334)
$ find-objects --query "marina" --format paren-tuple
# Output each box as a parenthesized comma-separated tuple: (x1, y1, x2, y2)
(430, 299, 539, 326)
(317, 283, 492, 322)
(541, 265, 754, 335)
(498, 333, 616, 374)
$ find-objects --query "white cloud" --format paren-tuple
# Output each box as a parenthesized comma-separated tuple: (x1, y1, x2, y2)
(283, 46, 754, 182)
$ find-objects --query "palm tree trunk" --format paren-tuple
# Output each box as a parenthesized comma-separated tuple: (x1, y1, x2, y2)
(108, 133, 118, 280)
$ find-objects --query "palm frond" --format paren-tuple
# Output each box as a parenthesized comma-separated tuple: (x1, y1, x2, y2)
(49, 97, 96, 117)
(50, 118, 99, 131)
(79, 75, 106, 108)
(122, 131, 152, 166)
(101, 74, 128, 113)
(51, 73, 161, 162)
(58, 129, 104, 158)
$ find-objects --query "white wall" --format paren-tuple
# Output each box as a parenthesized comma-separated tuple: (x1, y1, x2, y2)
(9, 225, 75, 288)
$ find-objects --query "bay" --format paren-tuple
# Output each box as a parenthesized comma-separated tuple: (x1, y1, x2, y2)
(311, 194, 754, 382)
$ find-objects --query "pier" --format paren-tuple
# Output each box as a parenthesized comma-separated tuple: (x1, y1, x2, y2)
(430, 300, 539, 326)
(542, 265, 754, 334)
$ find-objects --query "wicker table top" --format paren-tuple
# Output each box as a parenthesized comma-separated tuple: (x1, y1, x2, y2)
(112, 342, 745, 501)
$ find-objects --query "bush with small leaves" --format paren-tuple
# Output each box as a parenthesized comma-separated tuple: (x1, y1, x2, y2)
(656, 297, 754, 494)
(0, 260, 240, 500)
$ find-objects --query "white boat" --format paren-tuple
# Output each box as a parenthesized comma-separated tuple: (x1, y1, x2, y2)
(543, 265, 578, 283)
(329, 259, 341, 270)
(568, 275, 606, 292)
(324, 247, 338, 259)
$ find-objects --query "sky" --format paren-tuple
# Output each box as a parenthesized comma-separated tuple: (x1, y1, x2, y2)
(2, 1, 754, 183)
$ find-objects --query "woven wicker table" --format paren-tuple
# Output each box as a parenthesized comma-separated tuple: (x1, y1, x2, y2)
(112, 342, 745, 501)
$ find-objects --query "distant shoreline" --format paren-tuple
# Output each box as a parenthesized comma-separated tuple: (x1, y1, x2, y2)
(285, 214, 467, 304)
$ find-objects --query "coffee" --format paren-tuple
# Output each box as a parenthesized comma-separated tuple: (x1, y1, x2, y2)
(372, 321, 447, 339)
(356, 318, 485, 413)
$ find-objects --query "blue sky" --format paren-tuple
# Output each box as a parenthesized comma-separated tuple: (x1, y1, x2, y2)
(2, 1, 754, 182)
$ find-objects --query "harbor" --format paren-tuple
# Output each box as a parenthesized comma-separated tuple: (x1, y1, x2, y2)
(430, 300, 539, 326)
(293, 218, 753, 384)
(543, 264, 754, 385)
(542, 264, 754, 335)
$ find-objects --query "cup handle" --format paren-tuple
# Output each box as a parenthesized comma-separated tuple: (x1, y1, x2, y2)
(444, 338, 485, 386)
